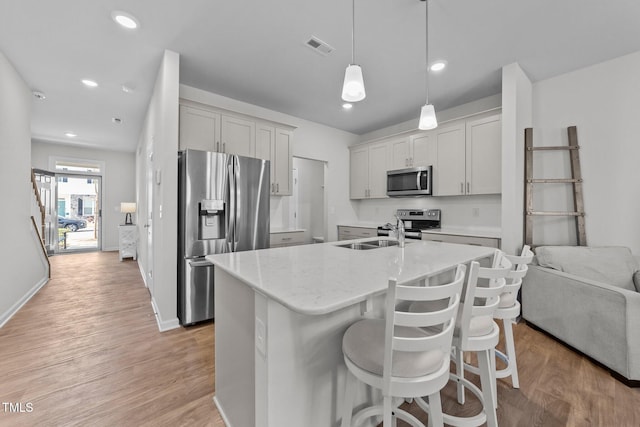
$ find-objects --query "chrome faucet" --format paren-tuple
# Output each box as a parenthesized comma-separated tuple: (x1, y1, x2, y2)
(384, 215, 405, 248)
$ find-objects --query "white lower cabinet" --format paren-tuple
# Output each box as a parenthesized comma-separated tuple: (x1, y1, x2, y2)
(421, 232, 500, 248)
(337, 226, 377, 241)
(270, 231, 305, 248)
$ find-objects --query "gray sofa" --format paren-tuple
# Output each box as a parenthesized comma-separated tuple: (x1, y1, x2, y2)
(521, 246, 640, 384)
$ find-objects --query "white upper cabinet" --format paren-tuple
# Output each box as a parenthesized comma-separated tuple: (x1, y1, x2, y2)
(433, 123, 466, 196)
(465, 114, 502, 195)
(179, 102, 295, 196)
(256, 124, 293, 196)
(410, 132, 437, 168)
(274, 128, 292, 196)
(352, 111, 501, 199)
(350, 141, 389, 199)
(221, 115, 255, 157)
(433, 114, 502, 196)
(179, 105, 221, 152)
(389, 137, 410, 170)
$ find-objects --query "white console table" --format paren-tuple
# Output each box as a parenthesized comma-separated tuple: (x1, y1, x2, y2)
(118, 225, 137, 261)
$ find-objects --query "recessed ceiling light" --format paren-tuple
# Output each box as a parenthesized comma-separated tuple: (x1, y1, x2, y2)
(429, 60, 447, 72)
(33, 90, 46, 100)
(82, 79, 98, 88)
(342, 103, 353, 110)
(111, 11, 139, 29)
(112, 117, 123, 124)
(121, 84, 134, 93)
(65, 132, 77, 138)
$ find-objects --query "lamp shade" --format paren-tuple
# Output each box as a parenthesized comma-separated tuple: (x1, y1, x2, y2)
(341, 64, 366, 102)
(120, 202, 137, 213)
(418, 104, 438, 130)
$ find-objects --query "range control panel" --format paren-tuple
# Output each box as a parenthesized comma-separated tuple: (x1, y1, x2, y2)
(396, 209, 441, 221)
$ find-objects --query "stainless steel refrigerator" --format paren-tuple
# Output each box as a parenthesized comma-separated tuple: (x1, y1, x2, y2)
(178, 149, 270, 325)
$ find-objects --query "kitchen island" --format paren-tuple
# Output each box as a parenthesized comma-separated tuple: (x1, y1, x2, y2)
(206, 239, 495, 427)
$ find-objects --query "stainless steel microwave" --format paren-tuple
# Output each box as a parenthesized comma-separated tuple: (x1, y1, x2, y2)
(386, 165, 432, 197)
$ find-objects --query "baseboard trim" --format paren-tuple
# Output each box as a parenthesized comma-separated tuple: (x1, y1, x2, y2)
(213, 395, 233, 427)
(150, 297, 180, 332)
(138, 263, 148, 288)
(0, 276, 49, 328)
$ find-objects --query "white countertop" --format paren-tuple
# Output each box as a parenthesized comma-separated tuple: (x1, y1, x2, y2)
(207, 238, 495, 316)
(422, 226, 502, 239)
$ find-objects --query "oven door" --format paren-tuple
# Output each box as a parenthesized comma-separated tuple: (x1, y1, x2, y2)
(386, 166, 432, 196)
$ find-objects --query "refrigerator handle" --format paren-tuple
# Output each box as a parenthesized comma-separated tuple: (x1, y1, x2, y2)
(227, 160, 235, 252)
(233, 156, 239, 251)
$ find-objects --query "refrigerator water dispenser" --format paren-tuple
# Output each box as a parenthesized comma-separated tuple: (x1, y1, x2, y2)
(198, 199, 225, 240)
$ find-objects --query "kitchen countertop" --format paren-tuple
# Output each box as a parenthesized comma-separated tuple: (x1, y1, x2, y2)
(206, 238, 495, 315)
(422, 226, 502, 239)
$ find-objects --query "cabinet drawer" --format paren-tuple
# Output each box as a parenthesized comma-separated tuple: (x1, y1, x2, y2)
(270, 231, 305, 247)
(337, 226, 377, 241)
(422, 233, 500, 248)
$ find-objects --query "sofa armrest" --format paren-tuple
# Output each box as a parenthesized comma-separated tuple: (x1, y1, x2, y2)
(522, 265, 640, 380)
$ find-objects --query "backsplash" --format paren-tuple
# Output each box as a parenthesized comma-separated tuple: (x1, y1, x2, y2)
(354, 194, 502, 229)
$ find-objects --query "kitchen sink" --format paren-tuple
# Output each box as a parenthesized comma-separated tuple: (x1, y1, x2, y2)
(335, 239, 402, 250)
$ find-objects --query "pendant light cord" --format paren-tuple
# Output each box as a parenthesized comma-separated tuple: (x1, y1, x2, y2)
(425, 0, 429, 105)
(352, 0, 356, 64)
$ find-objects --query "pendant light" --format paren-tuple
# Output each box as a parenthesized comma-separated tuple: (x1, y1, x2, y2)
(342, 0, 366, 102)
(418, 0, 438, 130)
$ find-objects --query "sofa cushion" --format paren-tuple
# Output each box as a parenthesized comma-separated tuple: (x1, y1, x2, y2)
(535, 246, 638, 292)
(634, 270, 640, 293)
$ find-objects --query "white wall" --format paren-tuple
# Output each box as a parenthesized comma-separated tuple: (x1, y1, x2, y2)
(0, 51, 48, 327)
(501, 63, 533, 255)
(179, 85, 360, 242)
(353, 96, 503, 230)
(531, 50, 640, 254)
(31, 140, 136, 251)
(136, 50, 180, 331)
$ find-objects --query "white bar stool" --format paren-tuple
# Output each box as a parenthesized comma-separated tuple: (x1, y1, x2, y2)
(413, 250, 511, 427)
(492, 245, 534, 389)
(340, 264, 466, 427)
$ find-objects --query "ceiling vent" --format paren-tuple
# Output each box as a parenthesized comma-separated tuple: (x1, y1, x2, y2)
(305, 36, 334, 56)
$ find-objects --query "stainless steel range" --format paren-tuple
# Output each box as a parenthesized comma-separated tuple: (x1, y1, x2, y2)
(377, 209, 441, 240)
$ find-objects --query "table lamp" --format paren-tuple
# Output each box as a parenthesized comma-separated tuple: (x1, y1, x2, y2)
(120, 202, 136, 225)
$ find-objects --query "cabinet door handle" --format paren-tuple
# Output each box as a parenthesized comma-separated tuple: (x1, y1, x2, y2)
(223, 142, 226, 153)
(460, 183, 464, 194)
(276, 183, 279, 192)
(466, 182, 470, 193)
(282, 237, 292, 241)
(271, 183, 275, 193)
(405, 158, 409, 167)
(410, 157, 413, 166)
(216, 141, 220, 151)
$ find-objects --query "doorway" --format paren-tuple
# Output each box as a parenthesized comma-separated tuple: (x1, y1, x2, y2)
(291, 157, 326, 243)
(55, 174, 102, 253)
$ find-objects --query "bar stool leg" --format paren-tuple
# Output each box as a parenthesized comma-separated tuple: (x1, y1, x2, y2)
(341, 370, 356, 427)
(478, 349, 498, 427)
(503, 318, 519, 388)
(455, 348, 465, 404)
(428, 392, 444, 427)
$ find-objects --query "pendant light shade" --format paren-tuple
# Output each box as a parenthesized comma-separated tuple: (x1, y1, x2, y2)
(342, 64, 366, 102)
(418, 0, 437, 129)
(418, 103, 438, 130)
(342, 0, 366, 102)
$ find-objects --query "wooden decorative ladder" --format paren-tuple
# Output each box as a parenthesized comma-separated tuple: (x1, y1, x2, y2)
(524, 126, 587, 247)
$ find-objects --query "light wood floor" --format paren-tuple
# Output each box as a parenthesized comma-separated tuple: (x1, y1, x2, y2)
(1, 251, 639, 426)
(0, 251, 224, 426)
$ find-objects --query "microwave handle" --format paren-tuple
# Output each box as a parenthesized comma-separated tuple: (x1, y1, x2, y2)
(416, 171, 422, 190)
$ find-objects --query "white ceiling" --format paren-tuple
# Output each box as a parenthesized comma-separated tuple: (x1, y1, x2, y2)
(2, 0, 640, 152)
